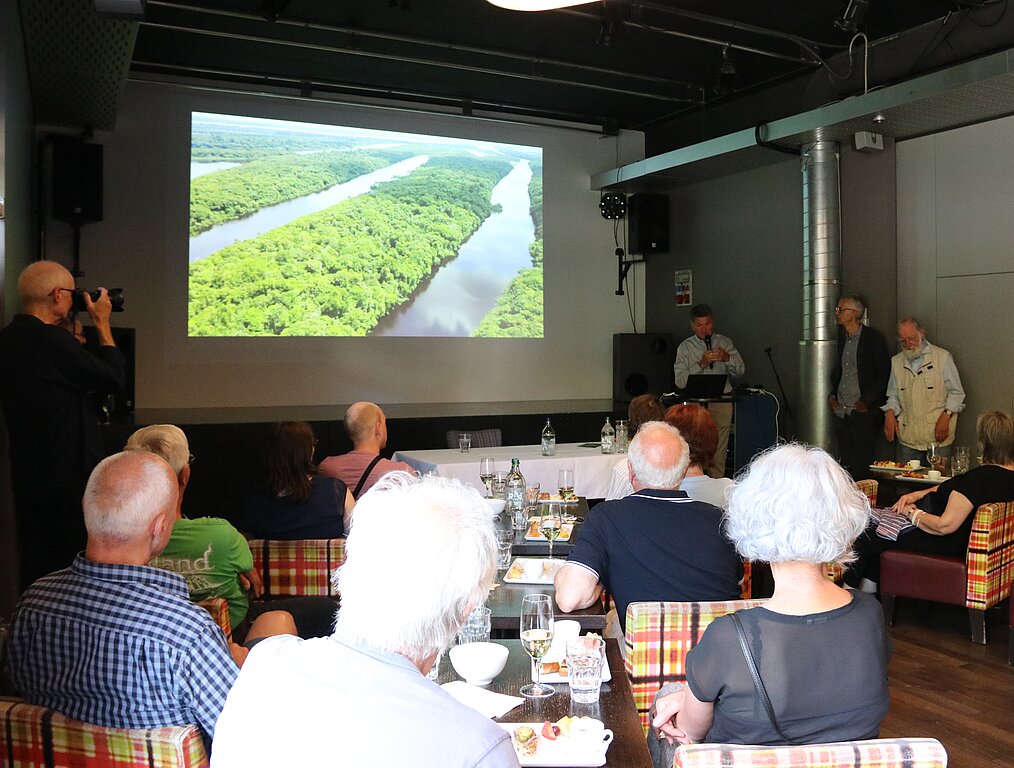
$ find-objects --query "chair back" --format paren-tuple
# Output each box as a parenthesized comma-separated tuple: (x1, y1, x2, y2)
(0, 697, 209, 768)
(672, 737, 947, 767)
(965, 500, 1014, 610)
(248, 538, 345, 597)
(445, 428, 502, 449)
(195, 597, 232, 639)
(624, 599, 765, 734)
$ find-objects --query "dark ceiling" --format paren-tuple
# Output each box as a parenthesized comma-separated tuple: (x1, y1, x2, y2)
(21, 1, 1014, 148)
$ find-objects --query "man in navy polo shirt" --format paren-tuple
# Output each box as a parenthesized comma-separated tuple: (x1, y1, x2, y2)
(555, 421, 741, 633)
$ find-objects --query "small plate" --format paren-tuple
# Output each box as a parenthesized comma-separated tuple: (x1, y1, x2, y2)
(500, 723, 612, 767)
(868, 463, 909, 473)
(503, 557, 564, 585)
(525, 521, 574, 542)
(534, 658, 612, 684)
(538, 495, 580, 504)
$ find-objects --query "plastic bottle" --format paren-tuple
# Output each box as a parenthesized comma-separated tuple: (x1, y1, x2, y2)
(601, 417, 615, 454)
(541, 418, 556, 456)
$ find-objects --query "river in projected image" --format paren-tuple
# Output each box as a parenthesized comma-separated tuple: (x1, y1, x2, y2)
(187, 111, 543, 338)
(372, 160, 534, 336)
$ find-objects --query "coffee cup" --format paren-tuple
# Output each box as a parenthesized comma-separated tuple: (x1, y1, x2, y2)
(907, 459, 921, 469)
(927, 470, 942, 480)
(570, 718, 614, 754)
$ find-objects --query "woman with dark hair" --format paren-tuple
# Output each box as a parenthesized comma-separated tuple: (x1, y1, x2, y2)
(243, 421, 355, 540)
(845, 410, 1014, 590)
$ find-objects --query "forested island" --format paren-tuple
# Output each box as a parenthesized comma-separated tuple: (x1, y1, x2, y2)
(189, 154, 516, 336)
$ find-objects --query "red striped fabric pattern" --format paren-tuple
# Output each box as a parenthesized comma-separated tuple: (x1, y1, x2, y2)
(965, 501, 1014, 609)
(249, 538, 346, 597)
(672, 738, 947, 767)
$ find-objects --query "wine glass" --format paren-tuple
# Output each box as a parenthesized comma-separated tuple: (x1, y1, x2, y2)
(99, 394, 115, 424)
(479, 458, 496, 497)
(557, 468, 575, 501)
(520, 594, 555, 698)
(540, 502, 563, 561)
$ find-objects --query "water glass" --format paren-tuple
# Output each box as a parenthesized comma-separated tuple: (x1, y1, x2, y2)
(525, 482, 541, 513)
(491, 471, 509, 499)
(459, 433, 472, 452)
(566, 635, 606, 703)
(458, 606, 491, 644)
(953, 446, 971, 475)
(495, 529, 515, 569)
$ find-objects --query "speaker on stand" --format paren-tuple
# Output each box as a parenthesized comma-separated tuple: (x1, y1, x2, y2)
(613, 333, 674, 403)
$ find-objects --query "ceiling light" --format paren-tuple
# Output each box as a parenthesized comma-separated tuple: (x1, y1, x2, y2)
(487, 0, 597, 10)
(599, 192, 626, 220)
(833, 0, 870, 34)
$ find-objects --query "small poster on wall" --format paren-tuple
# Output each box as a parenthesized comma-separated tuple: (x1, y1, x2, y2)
(674, 269, 692, 306)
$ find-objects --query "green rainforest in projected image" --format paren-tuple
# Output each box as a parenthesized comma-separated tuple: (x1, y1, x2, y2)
(188, 112, 544, 337)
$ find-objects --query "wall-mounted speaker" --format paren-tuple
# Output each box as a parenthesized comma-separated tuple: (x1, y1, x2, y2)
(628, 193, 668, 255)
(613, 333, 674, 403)
(51, 138, 104, 225)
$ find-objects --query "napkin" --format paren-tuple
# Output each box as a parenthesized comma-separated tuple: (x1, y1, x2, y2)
(871, 507, 915, 541)
(441, 681, 524, 719)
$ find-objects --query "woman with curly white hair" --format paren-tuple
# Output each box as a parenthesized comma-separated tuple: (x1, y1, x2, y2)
(648, 444, 891, 764)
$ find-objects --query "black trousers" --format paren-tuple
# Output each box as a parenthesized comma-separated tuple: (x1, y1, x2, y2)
(834, 409, 883, 481)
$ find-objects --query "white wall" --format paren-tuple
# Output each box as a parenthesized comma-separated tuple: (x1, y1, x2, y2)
(897, 117, 1014, 448)
(43, 82, 645, 411)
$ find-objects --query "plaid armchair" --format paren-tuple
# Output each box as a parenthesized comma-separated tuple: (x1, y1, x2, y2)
(881, 500, 1014, 644)
(0, 697, 208, 768)
(248, 538, 346, 597)
(672, 738, 947, 767)
(624, 599, 766, 734)
(195, 596, 231, 639)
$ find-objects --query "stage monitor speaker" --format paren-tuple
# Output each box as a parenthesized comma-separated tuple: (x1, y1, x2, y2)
(628, 193, 668, 255)
(83, 326, 135, 416)
(613, 333, 674, 403)
(51, 138, 103, 225)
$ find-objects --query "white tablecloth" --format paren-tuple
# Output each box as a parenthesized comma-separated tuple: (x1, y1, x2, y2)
(392, 442, 623, 499)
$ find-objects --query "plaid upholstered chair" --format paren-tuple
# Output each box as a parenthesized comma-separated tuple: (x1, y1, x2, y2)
(0, 697, 209, 768)
(671, 737, 947, 767)
(880, 500, 1014, 644)
(624, 599, 766, 735)
(195, 596, 231, 639)
(248, 538, 346, 597)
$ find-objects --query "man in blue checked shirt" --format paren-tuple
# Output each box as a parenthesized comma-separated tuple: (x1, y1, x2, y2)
(6, 451, 294, 743)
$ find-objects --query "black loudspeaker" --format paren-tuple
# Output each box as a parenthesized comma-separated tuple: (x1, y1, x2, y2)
(83, 326, 135, 416)
(613, 333, 674, 403)
(628, 193, 668, 255)
(51, 138, 104, 225)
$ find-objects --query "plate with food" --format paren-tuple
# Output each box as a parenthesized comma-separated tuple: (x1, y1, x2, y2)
(535, 656, 612, 684)
(524, 518, 575, 542)
(503, 718, 613, 767)
(503, 558, 564, 584)
(538, 493, 580, 505)
(869, 461, 908, 472)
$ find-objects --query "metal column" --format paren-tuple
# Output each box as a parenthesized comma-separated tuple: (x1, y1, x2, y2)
(798, 137, 840, 449)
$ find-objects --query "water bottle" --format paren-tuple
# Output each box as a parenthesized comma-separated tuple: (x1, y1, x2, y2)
(506, 458, 527, 531)
(615, 419, 628, 454)
(601, 417, 615, 454)
(541, 418, 556, 456)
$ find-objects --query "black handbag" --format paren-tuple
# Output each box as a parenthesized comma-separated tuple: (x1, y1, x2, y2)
(729, 613, 799, 744)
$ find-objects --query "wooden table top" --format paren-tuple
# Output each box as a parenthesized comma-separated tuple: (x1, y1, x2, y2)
(439, 638, 650, 768)
(510, 497, 589, 557)
(487, 571, 606, 633)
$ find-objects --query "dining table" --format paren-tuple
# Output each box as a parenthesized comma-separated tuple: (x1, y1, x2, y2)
(510, 497, 589, 558)
(487, 571, 606, 634)
(393, 443, 625, 499)
(439, 638, 650, 767)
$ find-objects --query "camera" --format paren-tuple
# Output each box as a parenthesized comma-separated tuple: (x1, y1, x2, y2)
(72, 288, 125, 313)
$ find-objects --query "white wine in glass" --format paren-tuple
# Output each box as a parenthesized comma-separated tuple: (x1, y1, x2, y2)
(519, 594, 555, 698)
(479, 458, 496, 498)
(557, 468, 575, 501)
(540, 503, 563, 560)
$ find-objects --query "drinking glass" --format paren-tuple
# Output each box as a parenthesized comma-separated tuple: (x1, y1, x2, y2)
(557, 468, 575, 501)
(540, 503, 563, 560)
(458, 606, 492, 644)
(479, 457, 496, 497)
(524, 482, 541, 514)
(495, 528, 515, 570)
(491, 471, 509, 500)
(459, 433, 471, 453)
(566, 635, 606, 703)
(100, 394, 115, 424)
(520, 594, 555, 698)
(953, 446, 971, 475)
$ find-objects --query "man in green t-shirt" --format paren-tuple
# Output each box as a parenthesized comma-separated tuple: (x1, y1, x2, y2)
(127, 424, 261, 630)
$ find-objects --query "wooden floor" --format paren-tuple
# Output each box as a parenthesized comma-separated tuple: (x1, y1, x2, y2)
(880, 598, 1013, 767)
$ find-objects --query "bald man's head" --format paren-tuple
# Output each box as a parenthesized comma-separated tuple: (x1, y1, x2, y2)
(18, 261, 74, 309)
(344, 401, 385, 446)
(83, 451, 178, 545)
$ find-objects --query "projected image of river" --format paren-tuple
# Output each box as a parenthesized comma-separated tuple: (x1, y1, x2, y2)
(188, 155, 430, 263)
(372, 159, 535, 336)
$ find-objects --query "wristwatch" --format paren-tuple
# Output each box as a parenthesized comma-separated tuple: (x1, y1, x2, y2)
(944, 409, 954, 416)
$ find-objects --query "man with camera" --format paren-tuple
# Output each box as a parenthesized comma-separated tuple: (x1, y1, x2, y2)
(0, 260, 125, 591)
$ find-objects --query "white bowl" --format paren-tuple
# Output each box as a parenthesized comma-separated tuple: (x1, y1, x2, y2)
(449, 642, 509, 686)
(485, 498, 506, 515)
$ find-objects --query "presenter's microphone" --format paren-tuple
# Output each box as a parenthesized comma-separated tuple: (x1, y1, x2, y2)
(705, 334, 714, 369)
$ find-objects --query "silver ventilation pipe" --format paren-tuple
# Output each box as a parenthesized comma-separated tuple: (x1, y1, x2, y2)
(798, 137, 840, 449)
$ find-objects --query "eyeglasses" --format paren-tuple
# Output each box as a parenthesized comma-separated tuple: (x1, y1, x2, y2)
(834, 305, 856, 314)
(187, 453, 196, 465)
(54, 287, 76, 296)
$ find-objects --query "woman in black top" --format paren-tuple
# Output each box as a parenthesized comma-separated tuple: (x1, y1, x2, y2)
(845, 410, 1014, 587)
(243, 421, 355, 540)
